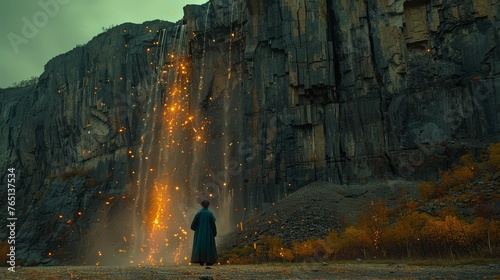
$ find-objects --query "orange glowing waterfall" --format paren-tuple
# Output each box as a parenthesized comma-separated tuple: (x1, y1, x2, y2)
(130, 3, 236, 264)
(83, 4, 243, 266)
(138, 23, 199, 265)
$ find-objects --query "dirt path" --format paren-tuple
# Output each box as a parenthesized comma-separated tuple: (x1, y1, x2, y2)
(1, 263, 499, 279)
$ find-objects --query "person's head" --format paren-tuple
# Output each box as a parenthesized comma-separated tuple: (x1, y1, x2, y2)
(201, 200, 210, 209)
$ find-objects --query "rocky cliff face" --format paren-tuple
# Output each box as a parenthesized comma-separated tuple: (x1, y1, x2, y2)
(1, 0, 499, 265)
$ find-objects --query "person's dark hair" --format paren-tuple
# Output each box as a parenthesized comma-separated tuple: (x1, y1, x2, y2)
(201, 200, 210, 208)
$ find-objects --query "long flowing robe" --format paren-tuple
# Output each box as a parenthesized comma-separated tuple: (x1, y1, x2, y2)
(190, 208, 217, 264)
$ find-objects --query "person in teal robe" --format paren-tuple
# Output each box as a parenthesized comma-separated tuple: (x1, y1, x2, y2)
(190, 200, 217, 266)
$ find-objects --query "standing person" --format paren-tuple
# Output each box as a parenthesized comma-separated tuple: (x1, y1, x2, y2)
(190, 200, 217, 267)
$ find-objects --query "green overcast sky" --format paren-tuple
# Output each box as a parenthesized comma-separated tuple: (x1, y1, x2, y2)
(0, 0, 207, 88)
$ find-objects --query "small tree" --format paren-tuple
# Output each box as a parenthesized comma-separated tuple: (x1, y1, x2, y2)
(488, 143, 500, 169)
(9, 76, 38, 88)
(395, 220, 414, 258)
(357, 201, 389, 256)
(341, 226, 371, 259)
(417, 181, 434, 201)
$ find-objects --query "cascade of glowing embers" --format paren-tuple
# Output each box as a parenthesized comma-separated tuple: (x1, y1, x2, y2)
(128, 24, 212, 266)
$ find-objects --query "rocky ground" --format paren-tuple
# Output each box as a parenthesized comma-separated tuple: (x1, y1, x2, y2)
(1, 263, 499, 279)
(219, 180, 419, 251)
(218, 177, 500, 252)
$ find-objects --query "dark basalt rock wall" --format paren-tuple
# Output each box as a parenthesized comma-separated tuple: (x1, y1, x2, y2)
(0, 0, 499, 265)
(1, 20, 177, 264)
